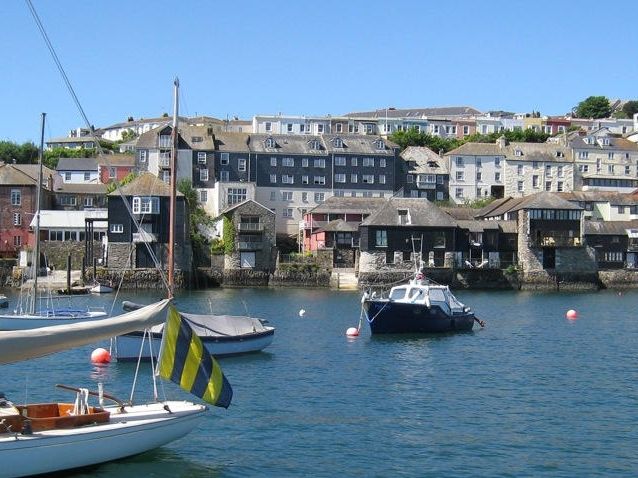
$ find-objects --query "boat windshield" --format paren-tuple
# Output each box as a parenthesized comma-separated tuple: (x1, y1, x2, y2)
(445, 290, 465, 310)
(389, 287, 407, 300)
(429, 289, 447, 303)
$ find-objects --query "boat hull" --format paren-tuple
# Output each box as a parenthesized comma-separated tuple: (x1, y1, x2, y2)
(363, 300, 475, 334)
(0, 401, 206, 478)
(115, 328, 275, 361)
(0, 311, 109, 331)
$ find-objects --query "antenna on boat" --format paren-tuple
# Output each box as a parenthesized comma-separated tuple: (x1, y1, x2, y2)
(31, 112, 46, 315)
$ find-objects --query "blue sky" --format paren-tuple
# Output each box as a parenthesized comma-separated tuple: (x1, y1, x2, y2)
(3, 0, 638, 143)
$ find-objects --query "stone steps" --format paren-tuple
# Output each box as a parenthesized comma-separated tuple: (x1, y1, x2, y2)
(330, 270, 359, 290)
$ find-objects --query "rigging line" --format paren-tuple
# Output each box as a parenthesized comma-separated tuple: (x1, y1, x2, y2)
(25, 0, 170, 293)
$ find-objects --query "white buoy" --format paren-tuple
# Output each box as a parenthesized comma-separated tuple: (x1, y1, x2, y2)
(299, 309, 306, 317)
(566, 309, 578, 320)
(346, 327, 359, 337)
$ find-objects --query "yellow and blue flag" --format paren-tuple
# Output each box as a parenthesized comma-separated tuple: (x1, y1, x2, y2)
(158, 306, 233, 408)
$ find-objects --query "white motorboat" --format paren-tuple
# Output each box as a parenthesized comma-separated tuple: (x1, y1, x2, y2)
(116, 302, 274, 360)
(90, 282, 114, 294)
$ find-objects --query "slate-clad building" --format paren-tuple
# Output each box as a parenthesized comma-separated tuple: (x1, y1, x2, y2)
(107, 172, 189, 270)
(400, 146, 449, 201)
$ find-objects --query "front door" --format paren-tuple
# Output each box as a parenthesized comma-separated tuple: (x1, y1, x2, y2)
(542, 247, 555, 269)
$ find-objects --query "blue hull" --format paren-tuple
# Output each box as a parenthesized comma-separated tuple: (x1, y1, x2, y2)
(363, 300, 475, 334)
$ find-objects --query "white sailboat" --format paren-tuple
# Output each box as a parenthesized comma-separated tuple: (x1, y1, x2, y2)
(0, 113, 107, 331)
(0, 300, 217, 478)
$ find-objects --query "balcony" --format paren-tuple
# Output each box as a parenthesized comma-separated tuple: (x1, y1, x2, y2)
(238, 223, 264, 232)
(132, 231, 158, 243)
(238, 241, 263, 250)
(416, 180, 436, 189)
(530, 235, 581, 247)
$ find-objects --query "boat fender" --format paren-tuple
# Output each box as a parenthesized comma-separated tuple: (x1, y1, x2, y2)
(474, 317, 486, 328)
(163, 404, 173, 414)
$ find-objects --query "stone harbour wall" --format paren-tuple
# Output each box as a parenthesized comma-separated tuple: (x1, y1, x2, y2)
(598, 269, 638, 289)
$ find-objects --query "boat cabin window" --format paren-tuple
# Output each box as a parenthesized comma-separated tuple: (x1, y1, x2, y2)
(429, 289, 447, 303)
(389, 287, 407, 300)
(408, 288, 423, 299)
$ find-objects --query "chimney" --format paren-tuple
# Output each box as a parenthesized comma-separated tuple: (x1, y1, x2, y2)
(496, 135, 508, 149)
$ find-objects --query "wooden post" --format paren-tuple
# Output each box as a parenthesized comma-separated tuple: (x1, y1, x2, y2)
(66, 254, 71, 294)
(93, 257, 97, 282)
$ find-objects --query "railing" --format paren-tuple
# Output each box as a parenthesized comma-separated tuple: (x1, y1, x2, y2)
(238, 223, 264, 232)
(415, 181, 436, 189)
(238, 241, 263, 250)
(530, 236, 581, 247)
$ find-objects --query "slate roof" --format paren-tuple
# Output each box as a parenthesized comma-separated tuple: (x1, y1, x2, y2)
(308, 196, 387, 215)
(96, 153, 135, 167)
(343, 106, 481, 118)
(321, 134, 397, 155)
(108, 172, 182, 197)
(441, 207, 477, 220)
(496, 220, 518, 234)
(53, 182, 107, 194)
(0, 163, 45, 186)
(248, 134, 328, 155)
(570, 134, 638, 152)
(456, 220, 499, 232)
(446, 141, 570, 162)
(557, 191, 638, 206)
(510, 192, 583, 211)
(220, 199, 274, 216)
(401, 146, 449, 174)
(56, 158, 98, 171)
(445, 142, 502, 156)
(214, 132, 250, 152)
(475, 197, 519, 218)
(316, 219, 358, 233)
(361, 197, 457, 227)
(584, 220, 638, 235)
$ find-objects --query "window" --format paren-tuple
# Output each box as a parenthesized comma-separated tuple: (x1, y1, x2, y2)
(533, 175, 539, 188)
(108, 167, 116, 179)
(335, 124, 343, 134)
(437, 176, 444, 184)
(282, 174, 294, 184)
(335, 173, 346, 183)
(60, 195, 77, 206)
(265, 138, 276, 148)
(545, 181, 552, 191)
(495, 172, 501, 181)
(84, 197, 93, 207)
(618, 206, 626, 214)
(132, 196, 160, 214)
(11, 189, 21, 206)
(198, 152, 207, 164)
(579, 164, 589, 173)
(282, 157, 294, 167)
(545, 165, 552, 177)
(455, 157, 464, 167)
(302, 175, 309, 184)
(379, 175, 386, 184)
(456, 171, 464, 181)
(13, 236, 21, 247)
(139, 150, 147, 163)
(494, 157, 501, 167)
(362, 174, 374, 184)
(314, 159, 325, 168)
(604, 252, 624, 262)
(363, 157, 374, 167)
(65, 172, 72, 181)
(578, 151, 589, 159)
(84, 172, 91, 181)
(455, 188, 464, 199)
(199, 190, 208, 202)
(13, 213, 21, 226)
(557, 181, 564, 192)
(476, 158, 482, 168)
(227, 188, 247, 205)
(379, 158, 386, 168)
(376, 230, 388, 247)
(517, 181, 524, 192)
(302, 158, 309, 167)
(159, 134, 171, 148)
(300, 124, 306, 133)
(625, 165, 631, 175)
(220, 170, 229, 182)
(270, 174, 277, 184)
(608, 164, 615, 174)
(309, 140, 321, 150)
(200, 169, 209, 181)
(317, 124, 324, 133)
(287, 123, 293, 133)
(282, 191, 293, 201)
(436, 191, 444, 200)
(265, 122, 271, 132)
(517, 165, 523, 175)
(608, 152, 615, 160)
(532, 161, 539, 169)
(335, 156, 346, 166)
(351, 157, 358, 167)
(314, 192, 325, 203)
(476, 171, 482, 182)
(351, 191, 357, 197)
(407, 174, 414, 183)
(283, 208, 293, 218)
(313, 176, 326, 185)
(238, 158, 246, 171)
(220, 153, 230, 165)
(270, 191, 276, 201)
(110, 224, 123, 233)
(334, 190, 345, 197)
(351, 174, 358, 183)
(557, 166, 564, 177)
(476, 187, 482, 197)
(302, 192, 308, 202)
(434, 231, 446, 248)
(463, 125, 470, 135)
(270, 157, 277, 166)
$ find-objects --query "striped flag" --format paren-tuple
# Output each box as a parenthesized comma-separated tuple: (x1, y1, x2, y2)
(158, 306, 233, 408)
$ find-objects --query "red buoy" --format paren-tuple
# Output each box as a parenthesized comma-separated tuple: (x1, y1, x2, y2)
(566, 309, 578, 320)
(91, 347, 111, 364)
(346, 327, 359, 337)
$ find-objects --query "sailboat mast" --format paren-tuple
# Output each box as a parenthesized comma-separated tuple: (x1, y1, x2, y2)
(168, 79, 179, 297)
(31, 112, 46, 314)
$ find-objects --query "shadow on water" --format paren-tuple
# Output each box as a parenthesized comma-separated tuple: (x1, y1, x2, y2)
(44, 448, 223, 478)
(368, 329, 476, 345)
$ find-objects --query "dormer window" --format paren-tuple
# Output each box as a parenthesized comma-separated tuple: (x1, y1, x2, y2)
(333, 137, 343, 148)
(585, 137, 595, 145)
(598, 138, 610, 146)
(514, 149, 523, 156)
(555, 150, 565, 158)
(375, 139, 385, 150)
(398, 209, 411, 225)
(265, 137, 276, 149)
(308, 139, 321, 150)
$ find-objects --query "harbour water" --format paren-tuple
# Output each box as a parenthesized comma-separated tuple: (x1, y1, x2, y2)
(1, 287, 637, 477)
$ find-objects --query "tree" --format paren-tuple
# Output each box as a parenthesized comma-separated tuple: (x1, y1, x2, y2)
(120, 129, 137, 142)
(574, 96, 611, 119)
(0, 141, 39, 164)
(177, 179, 214, 252)
(622, 101, 638, 119)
